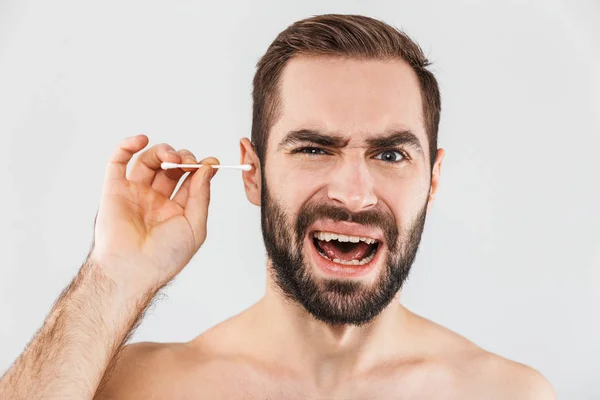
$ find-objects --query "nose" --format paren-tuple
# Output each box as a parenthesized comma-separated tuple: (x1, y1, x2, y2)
(327, 159, 377, 212)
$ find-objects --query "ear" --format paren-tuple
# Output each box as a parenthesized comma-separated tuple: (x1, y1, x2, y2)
(240, 137, 261, 206)
(426, 148, 445, 213)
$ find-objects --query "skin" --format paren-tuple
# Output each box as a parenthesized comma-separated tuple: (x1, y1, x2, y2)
(0, 56, 556, 399)
(95, 56, 556, 398)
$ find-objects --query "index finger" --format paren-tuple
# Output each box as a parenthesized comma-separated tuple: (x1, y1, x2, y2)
(104, 135, 150, 182)
(128, 142, 182, 185)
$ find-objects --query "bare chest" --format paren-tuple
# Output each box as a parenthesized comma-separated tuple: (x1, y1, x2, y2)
(151, 363, 474, 400)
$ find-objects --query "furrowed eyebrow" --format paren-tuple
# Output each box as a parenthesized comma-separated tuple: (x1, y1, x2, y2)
(277, 128, 424, 154)
(366, 130, 423, 153)
(278, 129, 350, 150)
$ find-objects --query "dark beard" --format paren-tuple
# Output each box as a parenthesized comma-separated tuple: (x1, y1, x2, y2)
(260, 177, 429, 327)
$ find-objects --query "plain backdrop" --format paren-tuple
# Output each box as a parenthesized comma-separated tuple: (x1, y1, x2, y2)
(0, 0, 598, 398)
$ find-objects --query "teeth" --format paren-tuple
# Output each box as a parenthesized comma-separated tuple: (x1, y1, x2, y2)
(320, 250, 376, 266)
(333, 258, 360, 265)
(358, 251, 376, 265)
(313, 231, 378, 245)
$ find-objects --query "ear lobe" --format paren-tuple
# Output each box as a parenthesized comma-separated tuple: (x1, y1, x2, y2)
(240, 138, 261, 206)
(427, 148, 445, 210)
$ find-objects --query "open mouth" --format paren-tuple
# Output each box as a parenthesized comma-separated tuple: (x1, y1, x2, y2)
(312, 231, 380, 266)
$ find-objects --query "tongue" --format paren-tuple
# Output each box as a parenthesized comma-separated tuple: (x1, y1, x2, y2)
(318, 240, 372, 261)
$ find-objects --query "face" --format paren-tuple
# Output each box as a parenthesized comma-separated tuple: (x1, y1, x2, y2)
(244, 56, 443, 326)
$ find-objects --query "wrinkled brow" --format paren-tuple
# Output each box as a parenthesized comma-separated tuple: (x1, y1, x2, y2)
(278, 128, 423, 153)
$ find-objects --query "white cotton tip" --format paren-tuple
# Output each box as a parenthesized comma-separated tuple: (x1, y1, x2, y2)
(160, 162, 180, 170)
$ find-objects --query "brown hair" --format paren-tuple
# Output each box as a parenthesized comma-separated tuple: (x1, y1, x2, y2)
(251, 14, 441, 170)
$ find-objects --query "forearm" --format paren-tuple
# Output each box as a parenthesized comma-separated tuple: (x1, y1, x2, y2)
(0, 258, 158, 400)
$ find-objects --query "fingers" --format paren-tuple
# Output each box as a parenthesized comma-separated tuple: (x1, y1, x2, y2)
(104, 135, 150, 182)
(127, 143, 182, 185)
(172, 157, 219, 207)
(151, 149, 199, 199)
(103, 136, 219, 214)
(182, 161, 217, 250)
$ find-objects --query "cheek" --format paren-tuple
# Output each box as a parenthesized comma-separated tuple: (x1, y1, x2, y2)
(275, 165, 327, 199)
(378, 175, 430, 215)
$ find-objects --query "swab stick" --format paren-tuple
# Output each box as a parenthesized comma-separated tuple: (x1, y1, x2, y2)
(161, 162, 252, 171)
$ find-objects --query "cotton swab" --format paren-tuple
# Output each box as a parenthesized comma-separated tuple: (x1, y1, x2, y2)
(161, 162, 252, 171)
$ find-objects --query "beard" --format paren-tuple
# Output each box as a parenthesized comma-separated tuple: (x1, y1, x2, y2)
(260, 176, 429, 327)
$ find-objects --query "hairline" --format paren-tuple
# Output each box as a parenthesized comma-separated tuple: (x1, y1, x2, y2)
(258, 53, 433, 169)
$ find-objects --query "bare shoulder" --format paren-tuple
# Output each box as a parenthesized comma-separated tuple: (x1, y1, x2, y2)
(92, 328, 253, 400)
(407, 311, 556, 399)
(471, 354, 557, 400)
(92, 313, 261, 399)
(93, 341, 212, 399)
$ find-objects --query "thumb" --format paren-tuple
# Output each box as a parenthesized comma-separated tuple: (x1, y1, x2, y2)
(184, 164, 214, 249)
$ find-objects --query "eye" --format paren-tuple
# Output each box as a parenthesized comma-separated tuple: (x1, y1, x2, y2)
(292, 147, 329, 156)
(374, 150, 406, 163)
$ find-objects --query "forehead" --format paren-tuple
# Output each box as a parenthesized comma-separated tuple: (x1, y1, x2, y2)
(270, 55, 427, 149)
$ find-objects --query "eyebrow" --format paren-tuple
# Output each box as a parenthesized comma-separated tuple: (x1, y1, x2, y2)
(366, 130, 423, 153)
(278, 129, 350, 149)
(278, 128, 423, 153)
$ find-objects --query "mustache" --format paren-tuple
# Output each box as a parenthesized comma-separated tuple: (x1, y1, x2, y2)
(295, 201, 400, 252)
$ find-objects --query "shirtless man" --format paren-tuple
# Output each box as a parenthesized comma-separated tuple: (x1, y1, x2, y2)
(0, 14, 556, 399)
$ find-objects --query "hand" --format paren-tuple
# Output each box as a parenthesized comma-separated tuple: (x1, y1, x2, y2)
(89, 134, 219, 290)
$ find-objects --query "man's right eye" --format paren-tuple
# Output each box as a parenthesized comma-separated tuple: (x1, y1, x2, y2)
(293, 147, 329, 156)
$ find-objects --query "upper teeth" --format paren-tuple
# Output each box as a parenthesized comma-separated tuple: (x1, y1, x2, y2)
(313, 231, 377, 245)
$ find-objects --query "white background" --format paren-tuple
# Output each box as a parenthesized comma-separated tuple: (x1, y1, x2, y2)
(1, 0, 598, 398)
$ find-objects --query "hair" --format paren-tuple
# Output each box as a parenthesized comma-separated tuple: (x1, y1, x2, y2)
(251, 14, 441, 171)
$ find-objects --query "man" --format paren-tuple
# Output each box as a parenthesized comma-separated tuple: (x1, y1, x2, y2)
(0, 14, 556, 399)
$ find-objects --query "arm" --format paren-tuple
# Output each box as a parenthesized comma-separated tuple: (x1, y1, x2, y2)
(0, 135, 219, 399)
(0, 258, 159, 399)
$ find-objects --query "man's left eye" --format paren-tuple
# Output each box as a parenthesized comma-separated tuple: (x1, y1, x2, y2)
(374, 150, 405, 163)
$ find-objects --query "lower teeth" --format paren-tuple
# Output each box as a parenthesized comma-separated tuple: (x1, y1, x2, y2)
(319, 251, 376, 266)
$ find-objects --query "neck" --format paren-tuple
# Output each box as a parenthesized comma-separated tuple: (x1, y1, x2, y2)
(245, 267, 412, 388)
